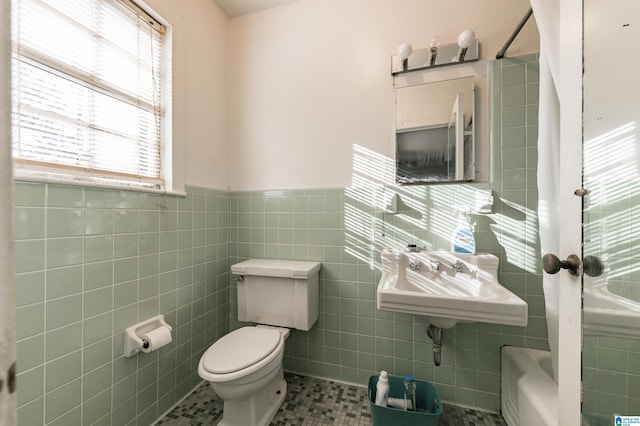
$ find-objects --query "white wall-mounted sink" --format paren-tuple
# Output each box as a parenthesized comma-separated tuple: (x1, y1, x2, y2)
(583, 271, 640, 339)
(377, 249, 528, 328)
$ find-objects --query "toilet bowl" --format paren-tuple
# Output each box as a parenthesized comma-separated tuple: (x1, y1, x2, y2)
(198, 258, 321, 426)
(198, 326, 290, 426)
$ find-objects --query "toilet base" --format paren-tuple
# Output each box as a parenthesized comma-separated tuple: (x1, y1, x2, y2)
(217, 366, 287, 426)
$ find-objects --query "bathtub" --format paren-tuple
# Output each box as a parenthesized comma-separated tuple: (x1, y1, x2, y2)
(501, 346, 558, 426)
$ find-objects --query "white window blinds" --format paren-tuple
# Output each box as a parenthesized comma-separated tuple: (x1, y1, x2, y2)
(12, 0, 168, 190)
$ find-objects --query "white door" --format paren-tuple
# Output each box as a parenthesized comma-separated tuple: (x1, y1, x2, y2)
(540, 0, 640, 423)
(555, 5, 583, 421)
(532, 0, 583, 424)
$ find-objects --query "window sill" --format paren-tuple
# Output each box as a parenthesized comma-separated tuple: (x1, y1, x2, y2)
(13, 171, 187, 197)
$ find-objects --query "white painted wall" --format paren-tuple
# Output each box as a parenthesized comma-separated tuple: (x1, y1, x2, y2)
(147, 0, 230, 190)
(228, 0, 540, 190)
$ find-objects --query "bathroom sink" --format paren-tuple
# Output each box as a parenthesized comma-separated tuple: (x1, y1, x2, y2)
(377, 249, 528, 328)
(583, 272, 640, 339)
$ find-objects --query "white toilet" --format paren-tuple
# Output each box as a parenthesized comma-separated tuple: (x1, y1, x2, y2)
(198, 258, 321, 426)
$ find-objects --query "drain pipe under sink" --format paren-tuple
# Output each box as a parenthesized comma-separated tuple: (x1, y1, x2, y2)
(427, 324, 443, 366)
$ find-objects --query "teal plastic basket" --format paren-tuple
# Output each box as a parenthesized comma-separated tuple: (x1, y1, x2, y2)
(368, 375, 442, 426)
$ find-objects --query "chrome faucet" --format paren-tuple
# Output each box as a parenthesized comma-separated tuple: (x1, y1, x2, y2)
(409, 260, 422, 271)
(451, 261, 465, 273)
(430, 260, 441, 272)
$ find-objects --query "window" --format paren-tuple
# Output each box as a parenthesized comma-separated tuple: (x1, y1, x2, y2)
(12, 0, 171, 191)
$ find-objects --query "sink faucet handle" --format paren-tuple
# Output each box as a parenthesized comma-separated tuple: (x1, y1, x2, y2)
(451, 260, 465, 273)
(430, 260, 441, 271)
(409, 260, 422, 271)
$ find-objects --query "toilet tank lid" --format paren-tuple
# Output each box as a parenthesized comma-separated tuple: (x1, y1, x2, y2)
(231, 259, 321, 279)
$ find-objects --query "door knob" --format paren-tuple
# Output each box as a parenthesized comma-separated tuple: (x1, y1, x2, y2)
(542, 253, 605, 277)
(542, 253, 581, 276)
(582, 255, 605, 277)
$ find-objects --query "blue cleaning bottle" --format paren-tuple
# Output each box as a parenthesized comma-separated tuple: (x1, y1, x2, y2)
(451, 208, 475, 254)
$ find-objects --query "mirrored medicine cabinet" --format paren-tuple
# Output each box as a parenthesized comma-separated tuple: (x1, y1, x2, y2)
(395, 76, 475, 184)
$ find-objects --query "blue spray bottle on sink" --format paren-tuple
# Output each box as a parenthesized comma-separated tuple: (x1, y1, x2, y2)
(451, 208, 475, 254)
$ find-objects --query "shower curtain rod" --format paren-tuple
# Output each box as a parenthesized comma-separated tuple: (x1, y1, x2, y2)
(496, 7, 533, 59)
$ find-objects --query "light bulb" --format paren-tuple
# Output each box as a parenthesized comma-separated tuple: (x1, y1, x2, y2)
(397, 43, 413, 60)
(429, 36, 441, 50)
(426, 36, 440, 67)
(457, 29, 475, 49)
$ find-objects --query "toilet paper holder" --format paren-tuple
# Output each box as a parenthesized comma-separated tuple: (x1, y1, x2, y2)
(124, 314, 173, 357)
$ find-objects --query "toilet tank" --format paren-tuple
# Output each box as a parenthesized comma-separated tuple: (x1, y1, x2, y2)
(232, 259, 321, 331)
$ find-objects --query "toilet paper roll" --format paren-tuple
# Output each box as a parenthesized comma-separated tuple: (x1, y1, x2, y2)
(141, 325, 172, 353)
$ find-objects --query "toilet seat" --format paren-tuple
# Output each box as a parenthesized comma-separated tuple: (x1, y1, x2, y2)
(201, 327, 281, 377)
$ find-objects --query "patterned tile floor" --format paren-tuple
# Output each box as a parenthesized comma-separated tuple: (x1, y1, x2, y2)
(156, 373, 507, 425)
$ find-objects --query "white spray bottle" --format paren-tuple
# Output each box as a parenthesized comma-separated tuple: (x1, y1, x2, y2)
(451, 207, 475, 254)
(375, 370, 390, 407)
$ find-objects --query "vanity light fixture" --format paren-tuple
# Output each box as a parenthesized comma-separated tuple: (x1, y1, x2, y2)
(391, 30, 479, 75)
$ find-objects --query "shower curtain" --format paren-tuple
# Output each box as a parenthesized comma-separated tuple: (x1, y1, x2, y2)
(530, 0, 562, 382)
(0, 0, 16, 424)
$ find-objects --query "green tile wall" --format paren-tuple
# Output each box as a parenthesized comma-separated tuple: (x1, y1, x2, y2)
(583, 335, 640, 421)
(14, 184, 229, 425)
(227, 54, 543, 412)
